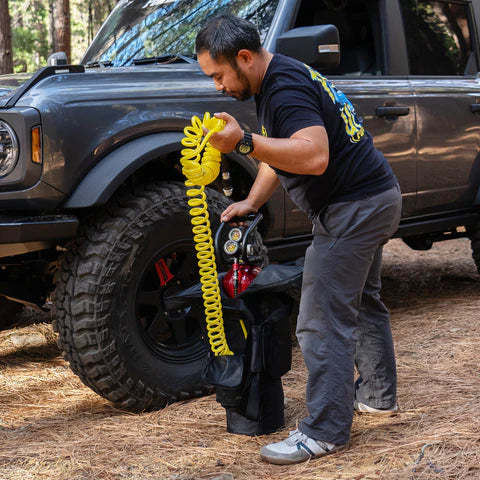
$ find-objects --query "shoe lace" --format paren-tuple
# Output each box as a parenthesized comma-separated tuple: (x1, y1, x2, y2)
(286, 429, 309, 446)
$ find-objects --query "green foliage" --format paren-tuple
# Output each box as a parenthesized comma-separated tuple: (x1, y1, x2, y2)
(9, 0, 115, 72)
(10, 0, 49, 72)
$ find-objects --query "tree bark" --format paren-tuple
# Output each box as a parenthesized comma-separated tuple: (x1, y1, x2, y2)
(34, 0, 46, 67)
(53, 0, 71, 62)
(88, 0, 94, 45)
(0, 0, 14, 74)
(48, 0, 55, 53)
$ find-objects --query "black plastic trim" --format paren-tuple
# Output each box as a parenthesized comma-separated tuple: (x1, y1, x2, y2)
(0, 214, 79, 243)
(266, 210, 480, 262)
(266, 237, 310, 262)
(382, 0, 410, 75)
(395, 212, 480, 237)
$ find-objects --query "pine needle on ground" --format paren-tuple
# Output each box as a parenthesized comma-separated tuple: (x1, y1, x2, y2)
(0, 238, 479, 480)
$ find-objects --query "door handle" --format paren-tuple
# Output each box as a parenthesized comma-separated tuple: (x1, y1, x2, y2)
(376, 106, 410, 117)
(470, 104, 480, 113)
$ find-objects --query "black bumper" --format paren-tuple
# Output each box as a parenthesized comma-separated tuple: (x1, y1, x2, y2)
(0, 214, 78, 244)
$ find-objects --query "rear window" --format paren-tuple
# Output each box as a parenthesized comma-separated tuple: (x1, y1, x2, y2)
(400, 0, 476, 76)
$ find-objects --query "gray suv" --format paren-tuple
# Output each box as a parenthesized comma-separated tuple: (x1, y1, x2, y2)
(1, 0, 480, 411)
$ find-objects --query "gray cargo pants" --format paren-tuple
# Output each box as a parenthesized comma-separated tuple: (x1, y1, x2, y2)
(297, 184, 402, 445)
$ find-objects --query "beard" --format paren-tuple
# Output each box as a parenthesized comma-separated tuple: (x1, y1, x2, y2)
(225, 64, 252, 101)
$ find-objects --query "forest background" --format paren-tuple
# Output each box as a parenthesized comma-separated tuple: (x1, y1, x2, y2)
(0, 0, 117, 74)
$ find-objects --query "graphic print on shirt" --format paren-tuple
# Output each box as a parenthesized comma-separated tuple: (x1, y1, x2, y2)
(305, 64, 365, 143)
(261, 125, 268, 137)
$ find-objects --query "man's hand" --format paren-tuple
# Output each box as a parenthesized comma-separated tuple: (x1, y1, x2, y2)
(221, 199, 258, 222)
(204, 112, 244, 153)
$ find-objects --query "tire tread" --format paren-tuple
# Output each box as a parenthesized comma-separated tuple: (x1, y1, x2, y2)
(53, 182, 233, 410)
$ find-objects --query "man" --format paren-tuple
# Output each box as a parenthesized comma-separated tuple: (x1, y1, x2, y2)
(195, 13, 401, 465)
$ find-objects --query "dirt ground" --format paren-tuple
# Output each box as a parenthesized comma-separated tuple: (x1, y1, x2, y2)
(0, 238, 479, 480)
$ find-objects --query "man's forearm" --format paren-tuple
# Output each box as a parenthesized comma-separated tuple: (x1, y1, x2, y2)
(247, 162, 280, 209)
(208, 113, 329, 176)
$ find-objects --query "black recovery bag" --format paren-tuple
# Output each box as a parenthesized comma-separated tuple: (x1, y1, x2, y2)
(225, 293, 292, 435)
(168, 264, 302, 436)
(204, 265, 300, 435)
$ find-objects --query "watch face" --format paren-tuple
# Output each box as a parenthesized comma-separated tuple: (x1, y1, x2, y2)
(236, 131, 253, 155)
(238, 143, 252, 154)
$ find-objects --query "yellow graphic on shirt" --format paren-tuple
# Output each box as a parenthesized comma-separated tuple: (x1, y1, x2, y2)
(305, 64, 365, 143)
(261, 125, 268, 137)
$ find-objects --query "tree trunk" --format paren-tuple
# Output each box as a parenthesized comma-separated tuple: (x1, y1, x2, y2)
(48, 0, 55, 53)
(88, 0, 94, 45)
(0, 0, 14, 74)
(34, 0, 46, 68)
(53, 0, 71, 62)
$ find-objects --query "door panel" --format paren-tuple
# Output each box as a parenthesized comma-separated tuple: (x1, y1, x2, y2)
(411, 78, 480, 215)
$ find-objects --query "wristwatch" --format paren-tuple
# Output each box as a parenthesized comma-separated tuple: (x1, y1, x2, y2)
(235, 131, 254, 155)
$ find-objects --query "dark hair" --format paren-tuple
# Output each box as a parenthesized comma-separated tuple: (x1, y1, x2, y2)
(196, 12, 261, 65)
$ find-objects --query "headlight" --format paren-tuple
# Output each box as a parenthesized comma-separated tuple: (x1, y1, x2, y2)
(0, 120, 19, 177)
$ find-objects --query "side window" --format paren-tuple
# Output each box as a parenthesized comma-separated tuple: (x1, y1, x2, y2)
(400, 0, 477, 76)
(294, 0, 380, 76)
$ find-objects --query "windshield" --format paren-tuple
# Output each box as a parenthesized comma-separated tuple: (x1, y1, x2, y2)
(82, 0, 280, 67)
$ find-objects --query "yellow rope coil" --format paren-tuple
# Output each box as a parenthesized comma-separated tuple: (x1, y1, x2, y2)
(180, 113, 233, 356)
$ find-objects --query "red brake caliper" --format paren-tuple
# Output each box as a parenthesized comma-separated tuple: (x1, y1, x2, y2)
(155, 258, 174, 286)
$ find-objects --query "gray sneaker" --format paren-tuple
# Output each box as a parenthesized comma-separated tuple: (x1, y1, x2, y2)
(354, 400, 399, 416)
(260, 429, 347, 465)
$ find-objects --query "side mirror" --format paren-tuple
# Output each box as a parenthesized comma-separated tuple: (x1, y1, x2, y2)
(276, 25, 340, 69)
(47, 52, 68, 66)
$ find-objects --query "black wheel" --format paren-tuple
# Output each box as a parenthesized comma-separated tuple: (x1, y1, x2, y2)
(53, 182, 242, 411)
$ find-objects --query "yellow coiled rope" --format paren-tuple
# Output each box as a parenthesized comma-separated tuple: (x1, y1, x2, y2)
(180, 112, 233, 356)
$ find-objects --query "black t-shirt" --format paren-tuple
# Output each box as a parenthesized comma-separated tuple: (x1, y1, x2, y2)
(255, 54, 396, 218)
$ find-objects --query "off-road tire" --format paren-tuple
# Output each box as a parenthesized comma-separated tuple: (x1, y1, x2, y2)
(53, 181, 247, 411)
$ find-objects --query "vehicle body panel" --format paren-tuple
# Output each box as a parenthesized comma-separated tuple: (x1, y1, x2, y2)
(412, 77, 480, 214)
(14, 66, 258, 195)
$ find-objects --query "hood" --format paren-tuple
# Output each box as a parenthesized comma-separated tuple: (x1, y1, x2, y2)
(0, 72, 34, 107)
(13, 64, 219, 109)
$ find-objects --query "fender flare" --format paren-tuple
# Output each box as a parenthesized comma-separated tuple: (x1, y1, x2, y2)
(63, 132, 184, 208)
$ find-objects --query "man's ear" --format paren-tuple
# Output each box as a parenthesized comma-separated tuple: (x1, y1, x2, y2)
(237, 49, 254, 67)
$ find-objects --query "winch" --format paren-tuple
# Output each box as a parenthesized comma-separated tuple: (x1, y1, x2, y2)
(215, 213, 265, 298)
